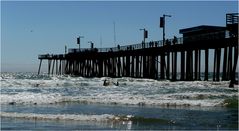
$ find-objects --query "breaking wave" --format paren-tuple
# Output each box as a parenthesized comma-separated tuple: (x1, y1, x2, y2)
(0, 111, 171, 125)
(0, 112, 115, 121)
(1, 72, 238, 107)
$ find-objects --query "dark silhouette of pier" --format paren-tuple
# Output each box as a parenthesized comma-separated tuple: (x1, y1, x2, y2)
(38, 13, 238, 85)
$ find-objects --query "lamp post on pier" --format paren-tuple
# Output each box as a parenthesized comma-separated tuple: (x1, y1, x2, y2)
(159, 14, 171, 80)
(160, 14, 171, 46)
(77, 36, 84, 51)
(140, 28, 148, 48)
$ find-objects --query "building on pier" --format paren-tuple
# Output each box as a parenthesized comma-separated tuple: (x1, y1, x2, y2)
(179, 25, 226, 44)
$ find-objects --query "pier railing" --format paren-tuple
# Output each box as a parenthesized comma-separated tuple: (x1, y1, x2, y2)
(68, 31, 227, 54)
(39, 30, 229, 59)
(38, 54, 65, 59)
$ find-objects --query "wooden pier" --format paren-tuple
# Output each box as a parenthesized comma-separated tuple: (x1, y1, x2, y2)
(38, 13, 238, 84)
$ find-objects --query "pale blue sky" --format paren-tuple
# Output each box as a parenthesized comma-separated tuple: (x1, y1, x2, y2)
(1, 1, 238, 72)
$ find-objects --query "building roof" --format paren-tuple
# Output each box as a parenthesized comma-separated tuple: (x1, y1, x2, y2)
(179, 25, 226, 34)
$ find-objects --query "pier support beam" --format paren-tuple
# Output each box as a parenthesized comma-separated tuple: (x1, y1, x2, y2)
(143, 55, 146, 78)
(213, 49, 217, 81)
(136, 55, 139, 78)
(198, 50, 201, 80)
(126, 56, 130, 77)
(149, 56, 156, 79)
(48, 60, 52, 75)
(160, 54, 165, 79)
(180, 51, 185, 80)
(155, 56, 158, 79)
(186, 50, 193, 81)
(59, 60, 62, 75)
(140, 56, 143, 77)
(131, 56, 135, 77)
(172, 51, 177, 81)
(171, 51, 174, 80)
(222, 47, 228, 80)
(227, 46, 233, 80)
(117, 57, 121, 77)
(204, 49, 209, 81)
(56, 60, 58, 75)
(194, 50, 198, 80)
(230, 46, 238, 87)
(52, 59, 55, 75)
(213, 48, 221, 81)
(216, 48, 221, 81)
(38, 59, 42, 75)
(166, 52, 170, 80)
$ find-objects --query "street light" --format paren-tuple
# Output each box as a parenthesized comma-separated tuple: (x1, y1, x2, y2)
(77, 36, 84, 51)
(160, 14, 171, 46)
(159, 14, 171, 80)
(140, 28, 148, 48)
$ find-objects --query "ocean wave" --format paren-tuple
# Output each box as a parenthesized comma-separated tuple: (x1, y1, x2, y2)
(0, 72, 233, 89)
(1, 72, 238, 108)
(0, 112, 115, 121)
(0, 111, 171, 125)
(0, 92, 64, 105)
(165, 92, 236, 100)
(1, 91, 236, 107)
(62, 97, 224, 107)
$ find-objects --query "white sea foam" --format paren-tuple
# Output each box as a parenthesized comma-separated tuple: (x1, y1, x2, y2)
(0, 91, 233, 107)
(0, 112, 115, 121)
(0, 92, 65, 104)
(1, 73, 238, 107)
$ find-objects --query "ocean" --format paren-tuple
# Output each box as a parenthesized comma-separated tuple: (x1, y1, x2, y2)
(0, 72, 238, 130)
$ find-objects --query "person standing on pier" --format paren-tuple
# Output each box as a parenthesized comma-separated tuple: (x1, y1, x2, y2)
(165, 39, 170, 45)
